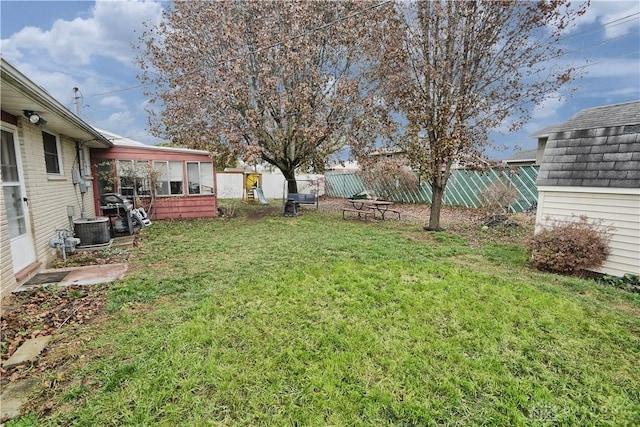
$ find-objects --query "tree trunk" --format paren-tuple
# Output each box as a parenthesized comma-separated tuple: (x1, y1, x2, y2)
(425, 181, 445, 231)
(282, 168, 298, 194)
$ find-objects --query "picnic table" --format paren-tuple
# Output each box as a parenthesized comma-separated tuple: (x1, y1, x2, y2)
(342, 199, 401, 220)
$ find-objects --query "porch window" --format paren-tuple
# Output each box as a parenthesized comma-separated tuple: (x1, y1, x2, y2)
(116, 160, 151, 198)
(186, 162, 214, 195)
(154, 161, 184, 196)
(42, 131, 62, 174)
(95, 160, 115, 194)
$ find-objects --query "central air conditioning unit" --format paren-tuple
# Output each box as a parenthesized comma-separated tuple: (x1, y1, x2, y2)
(74, 217, 111, 247)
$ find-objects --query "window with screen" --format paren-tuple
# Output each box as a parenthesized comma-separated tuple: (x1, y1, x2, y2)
(186, 162, 214, 195)
(42, 131, 62, 174)
(154, 161, 184, 195)
(116, 160, 151, 198)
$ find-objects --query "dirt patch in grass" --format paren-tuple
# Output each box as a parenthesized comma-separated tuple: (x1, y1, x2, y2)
(245, 205, 281, 220)
(1, 285, 109, 387)
(218, 201, 282, 220)
(402, 231, 438, 243)
(608, 301, 640, 317)
(48, 247, 130, 269)
(320, 197, 536, 248)
(1, 247, 131, 396)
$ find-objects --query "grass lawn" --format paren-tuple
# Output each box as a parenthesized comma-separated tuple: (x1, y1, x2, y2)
(10, 205, 640, 426)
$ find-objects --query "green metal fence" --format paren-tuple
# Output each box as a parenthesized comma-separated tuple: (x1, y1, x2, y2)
(325, 166, 539, 213)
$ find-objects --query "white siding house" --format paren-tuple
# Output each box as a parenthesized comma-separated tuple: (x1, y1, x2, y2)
(535, 101, 640, 277)
(1, 58, 112, 296)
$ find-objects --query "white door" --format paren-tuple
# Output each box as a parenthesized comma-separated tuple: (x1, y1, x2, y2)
(1, 128, 36, 272)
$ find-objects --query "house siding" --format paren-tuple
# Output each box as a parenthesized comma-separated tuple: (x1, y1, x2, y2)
(21, 123, 98, 266)
(536, 187, 640, 277)
(1, 119, 100, 295)
(2, 58, 113, 297)
(153, 196, 218, 219)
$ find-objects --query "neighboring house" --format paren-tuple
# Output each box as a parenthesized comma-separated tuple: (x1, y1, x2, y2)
(1, 58, 113, 296)
(90, 129, 218, 220)
(325, 160, 360, 173)
(535, 100, 640, 277)
(501, 148, 538, 166)
(530, 124, 558, 165)
(368, 148, 407, 161)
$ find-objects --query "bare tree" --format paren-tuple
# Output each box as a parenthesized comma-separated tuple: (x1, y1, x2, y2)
(136, 1, 384, 193)
(355, 0, 587, 230)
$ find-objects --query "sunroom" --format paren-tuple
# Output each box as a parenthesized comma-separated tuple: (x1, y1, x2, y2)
(91, 129, 218, 221)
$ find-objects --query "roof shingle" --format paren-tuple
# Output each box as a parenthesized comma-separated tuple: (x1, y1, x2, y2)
(537, 101, 640, 188)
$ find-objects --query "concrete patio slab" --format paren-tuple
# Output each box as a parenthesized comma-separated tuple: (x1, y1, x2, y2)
(1, 378, 40, 421)
(60, 263, 128, 286)
(2, 336, 52, 370)
(13, 263, 128, 292)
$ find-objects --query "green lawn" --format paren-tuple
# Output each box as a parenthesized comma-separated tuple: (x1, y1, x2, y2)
(13, 206, 640, 426)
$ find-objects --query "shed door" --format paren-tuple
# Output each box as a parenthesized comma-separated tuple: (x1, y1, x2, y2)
(1, 129, 36, 272)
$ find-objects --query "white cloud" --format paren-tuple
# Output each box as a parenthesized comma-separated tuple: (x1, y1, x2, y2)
(582, 57, 640, 78)
(573, 1, 640, 39)
(99, 96, 127, 109)
(1, 0, 164, 66)
(532, 93, 566, 120)
(100, 111, 136, 130)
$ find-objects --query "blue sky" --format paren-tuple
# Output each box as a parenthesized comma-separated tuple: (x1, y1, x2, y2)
(1, 0, 639, 159)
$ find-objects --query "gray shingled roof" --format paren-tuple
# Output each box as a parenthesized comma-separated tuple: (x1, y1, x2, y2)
(530, 124, 558, 139)
(502, 148, 537, 163)
(537, 100, 640, 188)
(551, 100, 640, 132)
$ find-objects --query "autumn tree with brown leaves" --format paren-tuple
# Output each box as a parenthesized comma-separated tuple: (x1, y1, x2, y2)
(355, 0, 587, 230)
(136, 1, 384, 193)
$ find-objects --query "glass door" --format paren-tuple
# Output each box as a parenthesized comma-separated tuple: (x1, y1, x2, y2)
(1, 128, 36, 272)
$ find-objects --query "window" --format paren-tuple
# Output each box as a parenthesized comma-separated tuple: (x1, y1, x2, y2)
(2, 129, 27, 238)
(116, 160, 151, 198)
(42, 131, 62, 174)
(186, 162, 214, 195)
(154, 161, 183, 195)
(95, 160, 115, 195)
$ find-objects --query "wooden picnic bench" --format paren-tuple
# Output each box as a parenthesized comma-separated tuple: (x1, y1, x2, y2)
(343, 199, 401, 220)
(342, 207, 372, 220)
(368, 205, 401, 220)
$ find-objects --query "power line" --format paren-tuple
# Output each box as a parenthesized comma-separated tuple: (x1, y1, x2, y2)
(564, 30, 639, 56)
(90, 84, 149, 98)
(559, 11, 640, 42)
(88, 1, 391, 98)
(574, 49, 640, 70)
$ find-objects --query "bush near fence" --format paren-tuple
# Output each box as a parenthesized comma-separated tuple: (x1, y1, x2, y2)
(325, 166, 539, 213)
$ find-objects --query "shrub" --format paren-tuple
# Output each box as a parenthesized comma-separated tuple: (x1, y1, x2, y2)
(480, 181, 518, 214)
(527, 216, 611, 274)
(357, 157, 420, 200)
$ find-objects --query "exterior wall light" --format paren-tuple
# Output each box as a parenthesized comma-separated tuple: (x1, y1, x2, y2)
(23, 110, 47, 126)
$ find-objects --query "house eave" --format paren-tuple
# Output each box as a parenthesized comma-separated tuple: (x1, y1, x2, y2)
(1, 58, 112, 148)
(537, 186, 640, 195)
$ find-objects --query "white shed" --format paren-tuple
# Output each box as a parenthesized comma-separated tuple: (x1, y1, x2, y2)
(535, 100, 640, 277)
